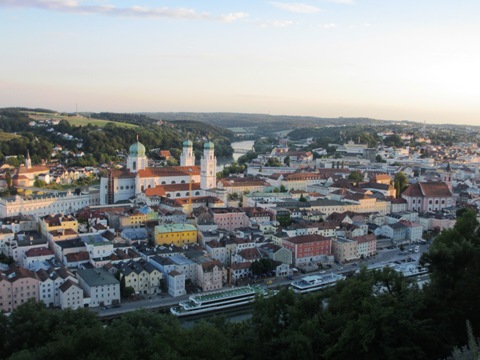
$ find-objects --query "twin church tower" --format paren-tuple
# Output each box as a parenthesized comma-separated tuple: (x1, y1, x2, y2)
(100, 138, 216, 205)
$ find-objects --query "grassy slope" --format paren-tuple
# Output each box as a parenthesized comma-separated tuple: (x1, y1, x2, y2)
(0, 131, 19, 141)
(26, 112, 137, 129)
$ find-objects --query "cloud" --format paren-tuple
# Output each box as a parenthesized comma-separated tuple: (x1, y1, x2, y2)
(221, 12, 249, 23)
(0, 0, 246, 21)
(270, 2, 321, 14)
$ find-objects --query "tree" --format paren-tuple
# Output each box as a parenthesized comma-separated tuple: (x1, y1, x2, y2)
(277, 214, 292, 227)
(447, 321, 480, 360)
(422, 209, 480, 348)
(348, 170, 363, 182)
(266, 157, 282, 167)
(284, 156, 291, 167)
(33, 176, 46, 188)
(166, 158, 178, 166)
(394, 171, 409, 197)
(5, 169, 12, 189)
(123, 286, 135, 299)
(299, 193, 307, 202)
(384, 134, 403, 147)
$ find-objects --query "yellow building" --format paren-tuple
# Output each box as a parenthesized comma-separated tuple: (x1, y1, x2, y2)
(39, 214, 78, 237)
(118, 206, 159, 228)
(154, 224, 198, 246)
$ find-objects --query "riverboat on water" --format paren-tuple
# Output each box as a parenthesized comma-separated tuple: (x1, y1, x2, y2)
(394, 263, 429, 277)
(170, 285, 276, 317)
(290, 273, 346, 294)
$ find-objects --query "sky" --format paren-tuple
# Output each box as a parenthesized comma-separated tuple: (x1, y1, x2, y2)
(1, 0, 479, 124)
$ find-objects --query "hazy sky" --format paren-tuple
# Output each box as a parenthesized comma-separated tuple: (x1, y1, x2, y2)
(1, 0, 479, 124)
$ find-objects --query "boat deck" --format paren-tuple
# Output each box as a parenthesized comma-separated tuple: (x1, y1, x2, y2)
(291, 273, 343, 288)
(191, 285, 262, 304)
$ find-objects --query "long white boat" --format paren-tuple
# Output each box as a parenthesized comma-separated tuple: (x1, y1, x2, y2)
(290, 273, 346, 294)
(394, 263, 429, 277)
(170, 285, 276, 317)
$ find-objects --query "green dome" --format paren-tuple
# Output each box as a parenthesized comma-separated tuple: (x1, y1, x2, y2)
(129, 141, 146, 157)
(183, 139, 193, 147)
(204, 141, 214, 150)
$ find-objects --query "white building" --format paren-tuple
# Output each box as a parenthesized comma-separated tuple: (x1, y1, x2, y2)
(0, 190, 101, 218)
(168, 270, 186, 297)
(59, 280, 84, 310)
(76, 268, 120, 308)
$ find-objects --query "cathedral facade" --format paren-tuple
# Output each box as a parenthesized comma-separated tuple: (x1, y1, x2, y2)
(99, 139, 217, 205)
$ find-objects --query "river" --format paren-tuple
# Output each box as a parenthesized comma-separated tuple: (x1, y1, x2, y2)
(217, 140, 255, 171)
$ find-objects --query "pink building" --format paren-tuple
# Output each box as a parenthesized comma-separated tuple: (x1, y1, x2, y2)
(197, 259, 226, 291)
(210, 207, 249, 232)
(352, 234, 377, 258)
(0, 265, 39, 313)
(402, 182, 454, 212)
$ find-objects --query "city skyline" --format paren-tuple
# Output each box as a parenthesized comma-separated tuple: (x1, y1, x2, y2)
(1, 0, 479, 124)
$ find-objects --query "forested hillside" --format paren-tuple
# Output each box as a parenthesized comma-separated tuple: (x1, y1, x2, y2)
(0, 109, 233, 165)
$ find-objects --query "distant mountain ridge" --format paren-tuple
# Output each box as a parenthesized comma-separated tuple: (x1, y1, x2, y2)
(141, 112, 415, 134)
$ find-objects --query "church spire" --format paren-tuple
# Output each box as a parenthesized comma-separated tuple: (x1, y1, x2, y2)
(25, 150, 32, 169)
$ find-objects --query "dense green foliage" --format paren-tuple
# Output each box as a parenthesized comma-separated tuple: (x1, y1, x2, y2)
(383, 134, 404, 147)
(347, 170, 363, 182)
(2, 209, 480, 360)
(0, 109, 234, 164)
(288, 125, 381, 149)
(217, 162, 247, 178)
(394, 171, 409, 197)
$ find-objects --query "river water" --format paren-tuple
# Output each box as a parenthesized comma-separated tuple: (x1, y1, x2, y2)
(217, 140, 255, 171)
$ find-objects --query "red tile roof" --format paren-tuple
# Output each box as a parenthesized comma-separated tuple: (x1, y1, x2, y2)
(25, 247, 54, 257)
(285, 234, 330, 244)
(138, 166, 200, 178)
(403, 181, 452, 197)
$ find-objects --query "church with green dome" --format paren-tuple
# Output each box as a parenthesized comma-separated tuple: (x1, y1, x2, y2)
(100, 139, 217, 205)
